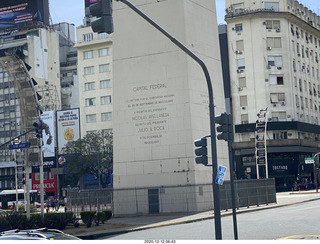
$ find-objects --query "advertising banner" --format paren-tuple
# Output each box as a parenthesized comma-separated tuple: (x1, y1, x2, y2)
(0, 0, 49, 30)
(41, 110, 55, 158)
(57, 108, 80, 151)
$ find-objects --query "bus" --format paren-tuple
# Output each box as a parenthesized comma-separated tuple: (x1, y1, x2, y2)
(0, 189, 39, 209)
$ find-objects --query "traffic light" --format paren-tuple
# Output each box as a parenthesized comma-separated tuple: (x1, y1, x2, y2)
(33, 119, 44, 138)
(88, 0, 113, 34)
(215, 113, 233, 141)
(194, 137, 208, 165)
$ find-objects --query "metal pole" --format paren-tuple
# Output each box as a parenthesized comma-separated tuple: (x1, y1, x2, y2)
(228, 140, 238, 240)
(117, 0, 222, 239)
(40, 137, 45, 219)
(312, 152, 319, 193)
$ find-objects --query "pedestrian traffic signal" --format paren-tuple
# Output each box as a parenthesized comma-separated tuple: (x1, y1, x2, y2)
(194, 137, 208, 165)
(215, 113, 233, 141)
(88, 0, 114, 34)
(33, 119, 44, 138)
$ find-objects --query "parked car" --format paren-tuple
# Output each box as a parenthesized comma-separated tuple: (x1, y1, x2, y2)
(0, 228, 80, 240)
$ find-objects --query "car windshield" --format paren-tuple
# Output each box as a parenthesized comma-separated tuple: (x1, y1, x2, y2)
(44, 233, 80, 240)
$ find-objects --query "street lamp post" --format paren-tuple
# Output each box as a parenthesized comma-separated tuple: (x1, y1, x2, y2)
(312, 152, 319, 193)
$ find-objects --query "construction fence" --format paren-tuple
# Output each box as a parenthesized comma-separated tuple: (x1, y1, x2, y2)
(66, 178, 276, 217)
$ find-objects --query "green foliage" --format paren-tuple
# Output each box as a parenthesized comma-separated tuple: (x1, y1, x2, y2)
(0, 215, 11, 231)
(80, 211, 96, 227)
(95, 212, 106, 226)
(65, 211, 75, 224)
(43, 213, 67, 230)
(103, 209, 112, 221)
(28, 213, 42, 228)
(6, 212, 28, 230)
(65, 131, 113, 188)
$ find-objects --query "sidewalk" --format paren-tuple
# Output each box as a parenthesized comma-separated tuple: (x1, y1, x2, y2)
(63, 190, 320, 239)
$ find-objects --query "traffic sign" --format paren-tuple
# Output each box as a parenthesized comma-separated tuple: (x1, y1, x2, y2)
(9, 142, 30, 150)
(216, 165, 227, 185)
(305, 157, 314, 164)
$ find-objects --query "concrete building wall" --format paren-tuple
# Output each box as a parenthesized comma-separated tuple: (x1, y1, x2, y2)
(112, 0, 228, 215)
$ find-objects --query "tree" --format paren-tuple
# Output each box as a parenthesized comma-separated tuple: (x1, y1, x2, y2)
(65, 131, 113, 188)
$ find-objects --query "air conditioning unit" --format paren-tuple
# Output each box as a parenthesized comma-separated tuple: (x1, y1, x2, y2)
(263, 21, 267, 25)
(273, 103, 277, 107)
(235, 50, 243, 54)
(281, 101, 286, 106)
(277, 66, 282, 70)
(237, 69, 244, 73)
(242, 106, 246, 110)
(296, 103, 300, 107)
(238, 87, 243, 91)
(267, 46, 272, 51)
(267, 65, 272, 69)
(276, 28, 281, 32)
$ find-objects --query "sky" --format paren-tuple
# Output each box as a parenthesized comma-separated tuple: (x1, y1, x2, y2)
(49, 0, 320, 27)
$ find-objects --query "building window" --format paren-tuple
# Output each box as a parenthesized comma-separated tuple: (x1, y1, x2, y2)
(84, 66, 94, 75)
(100, 79, 111, 89)
(98, 33, 108, 39)
(240, 95, 247, 107)
(237, 58, 245, 69)
(265, 20, 280, 30)
(86, 114, 96, 123)
(83, 50, 93, 59)
(99, 48, 109, 57)
(268, 56, 282, 68)
(273, 132, 288, 140)
(265, 2, 279, 11)
(267, 37, 281, 48)
(101, 112, 112, 121)
(270, 93, 285, 103)
(102, 129, 113, 136)
(269, 75, 284, 85)
(85, 98, 96, 106)
(241, 114, 248, 124)
(83, 33, 93, 42)
(101, 96, 112, 105)
(85, 82, 95, 91)
(239, 77, 246, 88)
(236, 40, 244, 52)
(235, 24, 243, 33)
(99, 64, 111, 73)
(271, 111, 286, 121)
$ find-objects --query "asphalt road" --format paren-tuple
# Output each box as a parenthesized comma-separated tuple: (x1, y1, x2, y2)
(105, 199, 320, 240)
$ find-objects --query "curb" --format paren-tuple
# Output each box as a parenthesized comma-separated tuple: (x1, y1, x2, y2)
(78, 196, 320, 240)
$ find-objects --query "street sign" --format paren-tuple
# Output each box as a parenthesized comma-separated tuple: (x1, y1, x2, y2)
(216, 165, 227, 185)
(305, 157, 315, 164)
(9, 142, 30, 150)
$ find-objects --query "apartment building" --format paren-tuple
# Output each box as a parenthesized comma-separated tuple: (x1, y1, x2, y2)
(225, 0, 320, 190)
(0, 25, 61, 191)
(74, 26, 113, 136)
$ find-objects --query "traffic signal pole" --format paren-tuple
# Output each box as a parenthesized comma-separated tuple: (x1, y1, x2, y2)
(115, 0, 222, 239)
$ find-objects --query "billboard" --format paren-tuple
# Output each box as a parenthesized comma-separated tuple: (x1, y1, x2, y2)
(41, 110, 55, 158)
(57, 108, 80, 151)
(0, 0, 49, 30)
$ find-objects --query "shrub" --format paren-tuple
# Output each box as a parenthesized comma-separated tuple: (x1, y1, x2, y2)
(7, 212, 28, 230)
(0, 216, 11, 232)
(95, 212, 106, 226)
(103, 209, 112, 221)
(65, 211, 75, 224)
(28, 213, 42, 229)
(80, 211, 96, 227)
(43, 213, 67, 230)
